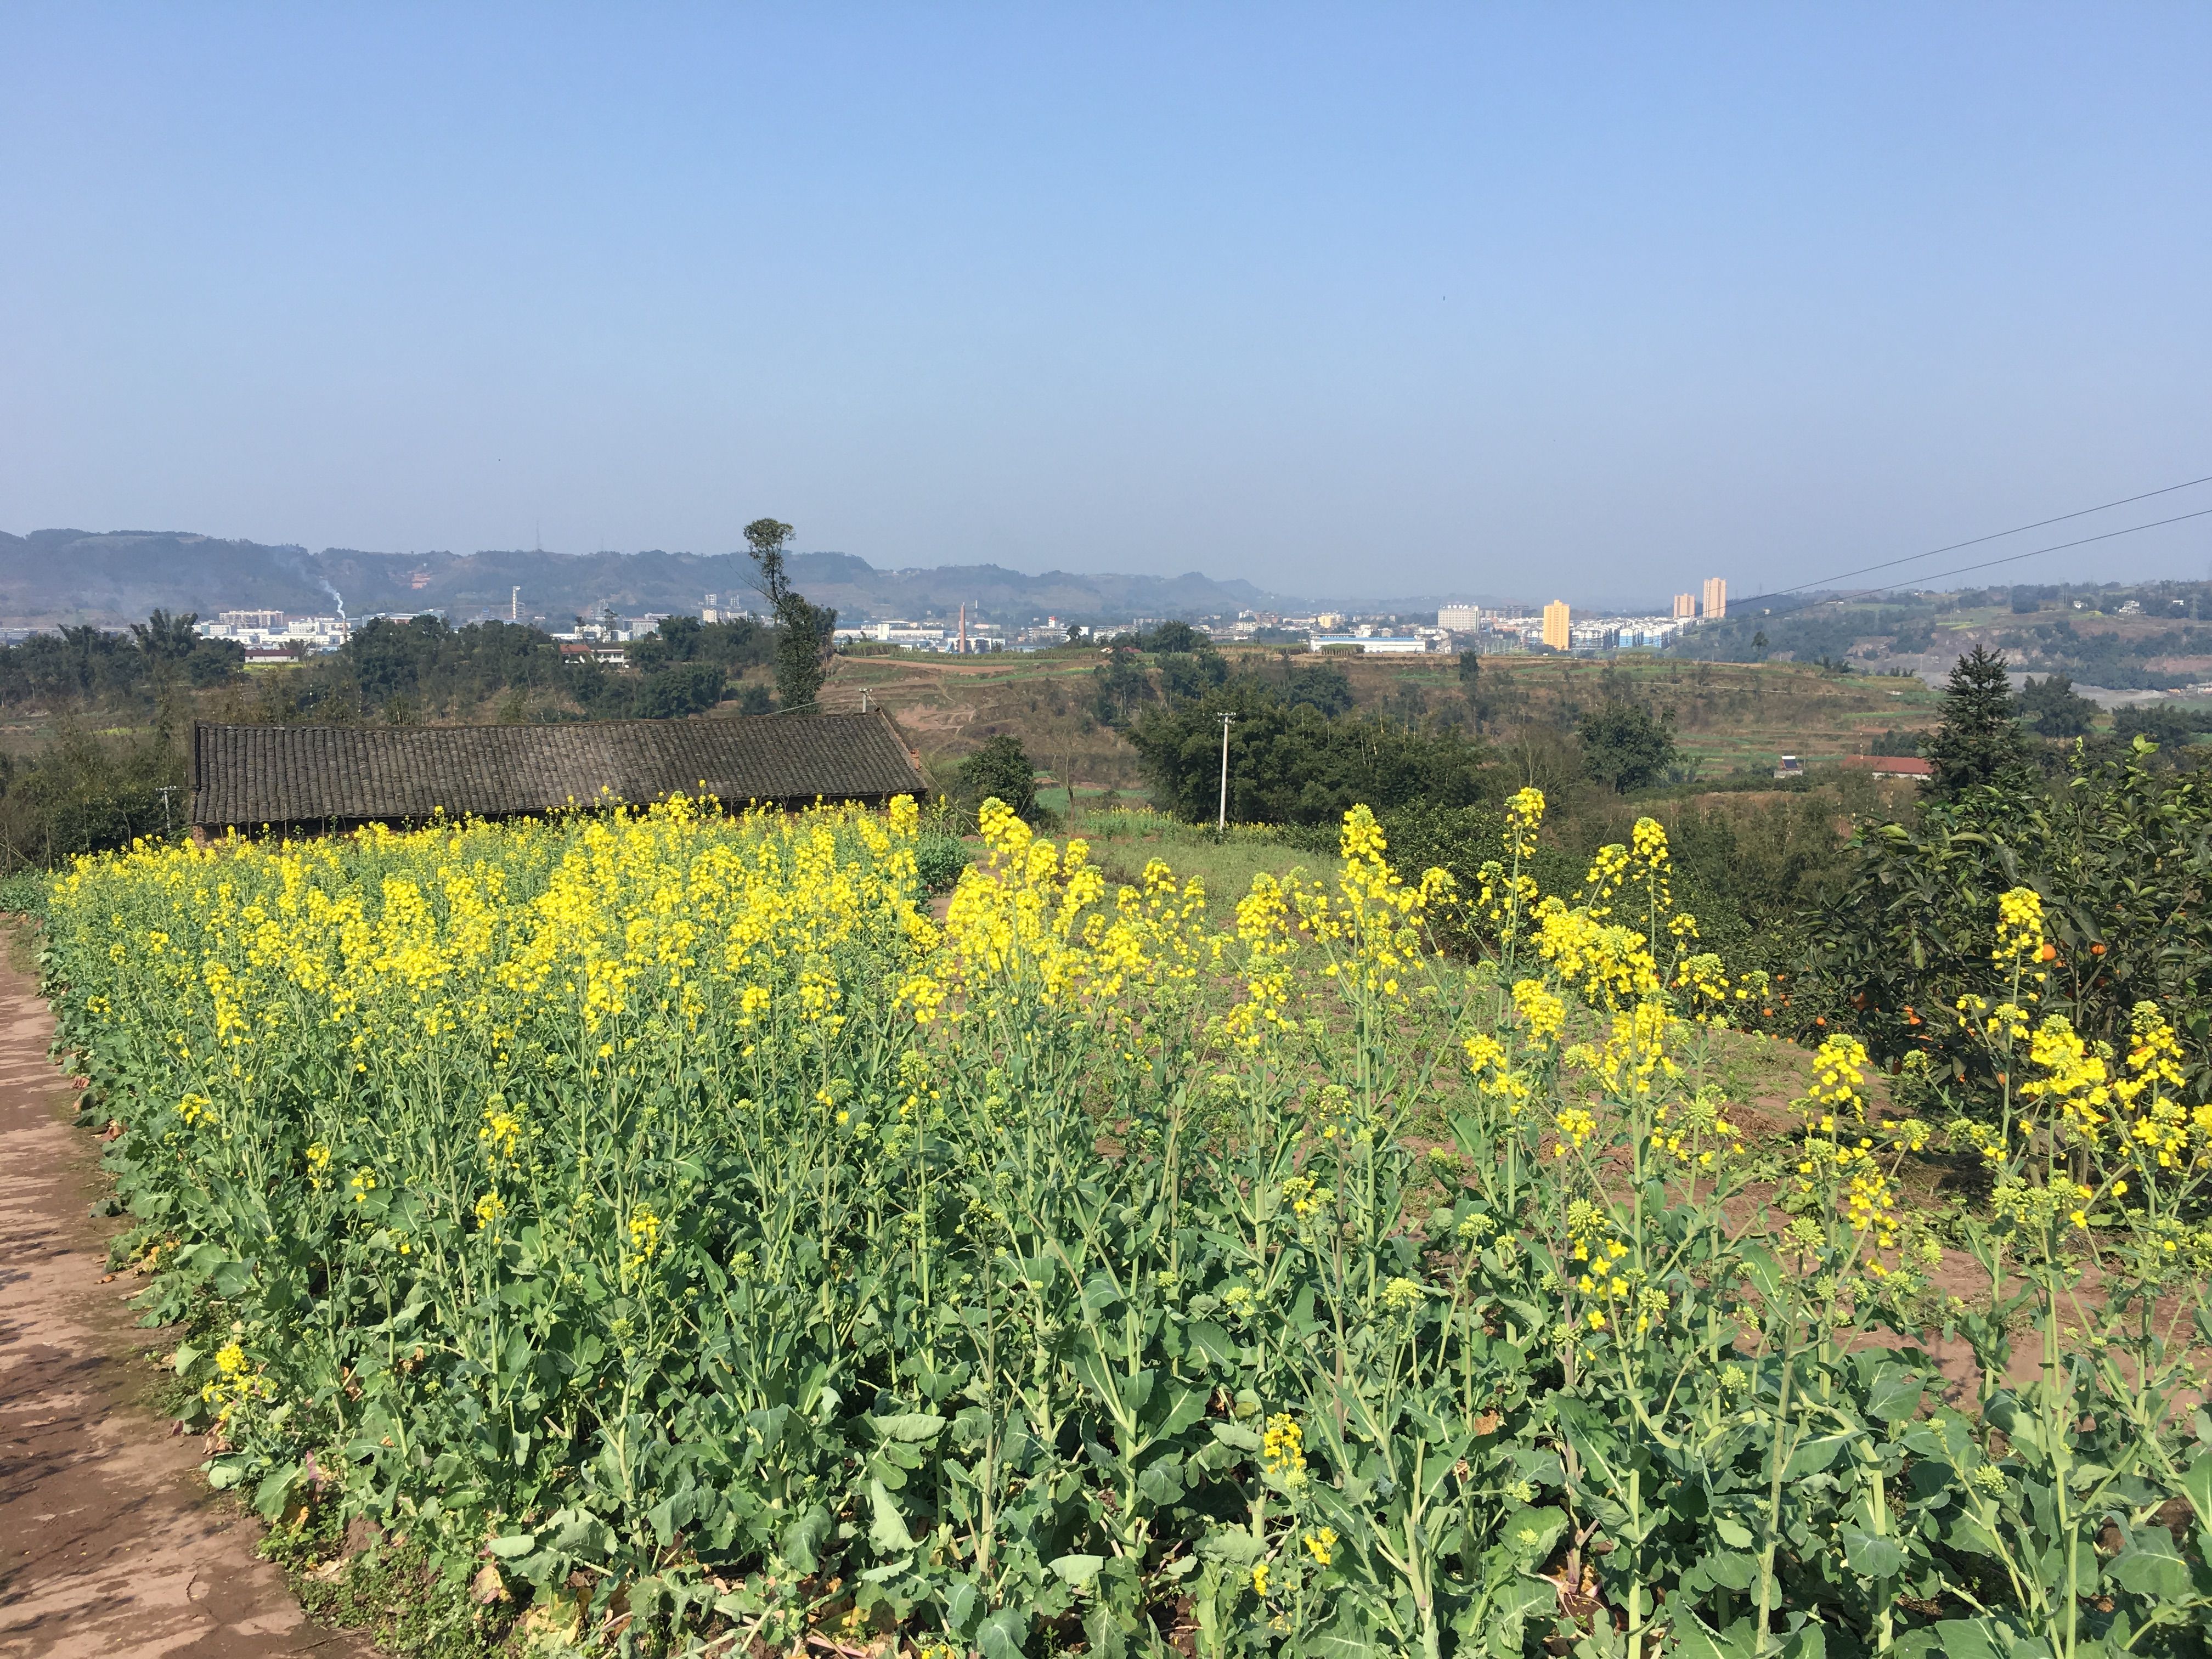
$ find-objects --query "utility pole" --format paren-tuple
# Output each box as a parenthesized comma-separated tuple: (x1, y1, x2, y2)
(1216, 713, 1235, 831)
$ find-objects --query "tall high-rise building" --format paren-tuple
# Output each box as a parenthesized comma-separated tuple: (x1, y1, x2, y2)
(1673, 592, 1697, 620)
(1702, 577, 1727, 620)
(1437, 604, 1482, 631)
(1541, 599, 1571, 651)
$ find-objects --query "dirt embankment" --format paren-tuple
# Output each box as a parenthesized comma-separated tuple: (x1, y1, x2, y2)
(0, 946, 375, 1658)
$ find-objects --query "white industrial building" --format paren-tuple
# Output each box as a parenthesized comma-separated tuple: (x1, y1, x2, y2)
(1308, 633, 1438, 654)
(832, 619, 1006, 652)
(197, 611, 349, 652)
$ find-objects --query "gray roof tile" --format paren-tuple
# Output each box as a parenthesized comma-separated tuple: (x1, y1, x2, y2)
(190, 712, 925, 828)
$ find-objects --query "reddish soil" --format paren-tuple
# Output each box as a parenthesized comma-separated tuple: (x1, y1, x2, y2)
(0, 947, 376, 1658)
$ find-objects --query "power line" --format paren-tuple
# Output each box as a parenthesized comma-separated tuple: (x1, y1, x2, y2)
(1770, 472, 2212, 599)
(1815, 505, 2212, 600)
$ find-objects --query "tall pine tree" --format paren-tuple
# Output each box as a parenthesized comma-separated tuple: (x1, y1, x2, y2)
(1922, 645, 2030, 803)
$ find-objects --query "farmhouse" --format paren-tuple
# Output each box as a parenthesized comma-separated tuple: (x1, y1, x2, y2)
(189, 711, 927, 838)
(1839, 754, 1934, 781)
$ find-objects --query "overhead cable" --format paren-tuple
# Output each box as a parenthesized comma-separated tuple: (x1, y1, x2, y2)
(1770, 473, 2212, 598)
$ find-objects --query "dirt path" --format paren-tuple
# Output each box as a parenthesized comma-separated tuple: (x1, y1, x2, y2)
(0, 950, 376, 1658)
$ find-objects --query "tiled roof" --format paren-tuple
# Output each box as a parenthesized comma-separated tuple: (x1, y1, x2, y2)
(1841, 755, 1934, 775)
(191, 712, 926, 828)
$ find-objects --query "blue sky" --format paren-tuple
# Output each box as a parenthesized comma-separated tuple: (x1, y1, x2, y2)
(3, 4, 2208, 604)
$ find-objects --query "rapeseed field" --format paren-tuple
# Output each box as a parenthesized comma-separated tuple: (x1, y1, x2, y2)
(43, 793, 2212, 1656)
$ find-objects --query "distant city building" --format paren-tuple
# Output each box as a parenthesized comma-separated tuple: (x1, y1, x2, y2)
(199, 612, 349, 652)
(1437, 604, 1483, 631)
(1541, 600, 1570, 651)
(1702, 577, 1728, 620)
(837, 620, 946, 647)
(558, 640, 627, 665)
(1467, 608, 1681, 653)
(1673, 593, 1697, 620)
(1308, 634, 1435, 654)
(698, 592, 752, 624)
(559, 613, 667, 645)
(830, 618, 1006, 653)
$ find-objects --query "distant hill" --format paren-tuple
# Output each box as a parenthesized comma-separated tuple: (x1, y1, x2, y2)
(0, 529, 1294, 629)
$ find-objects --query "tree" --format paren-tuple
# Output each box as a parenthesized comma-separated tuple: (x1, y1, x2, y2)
(1578, 701, 1680, 792)
(327, 616, 571, 721)
(56, 625, 111, 699)
(1283, 664, 1355, 717)
(1922, 646, 2031, 803)
(743, 517, 794, 565)
(634, 662, 729, 720)
(629, 614, 775, 678)
(1458, 650, 1480, 687)
(1092, 645, 1153, 727)
(957, 734, 1037, 819)
(1157, 647, 1227, 703)
(1127, 677, 1488, 826)
(628, 614, 704, 670)
(126, 614, 208, 738)
(1751, 630, 1770, 655)
(1141, 620, 1207, 654)
(2018, 673, 2097, 739)
(128, 608, 202, 672)
(0, 720, 184, 865)
(2112, 704, 2207, 749)
(745, 518, 837, 712)
(1814, 739, 2212, 1099)
(1385, 682, 1429, 729)
(182, 635, 246, 688)
(347, 616, 448, 707)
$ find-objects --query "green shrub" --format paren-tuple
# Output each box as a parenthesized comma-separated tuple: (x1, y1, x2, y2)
(0, 866, 51, 917)
(912, 833, 970, 893)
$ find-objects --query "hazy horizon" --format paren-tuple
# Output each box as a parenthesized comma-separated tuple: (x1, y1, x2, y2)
(10, 520, 2202, 622)
(4, 7, 2208, 601)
